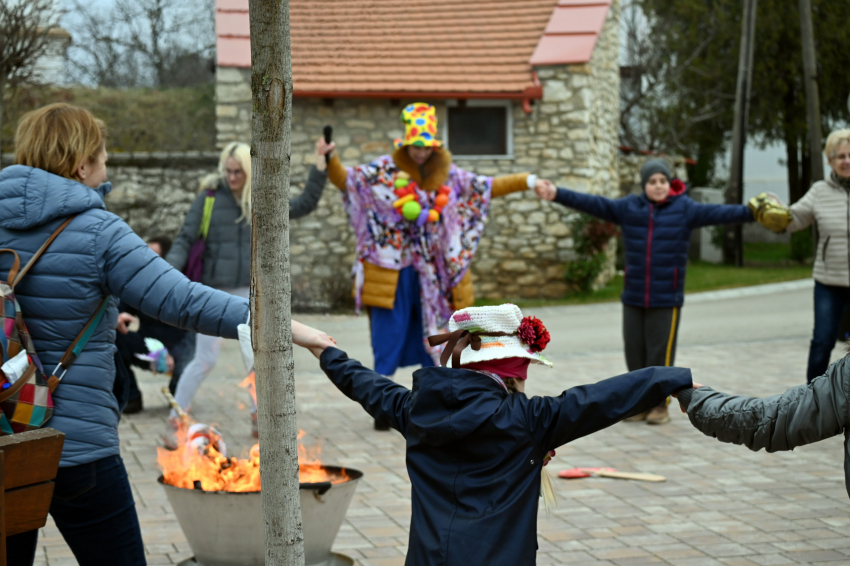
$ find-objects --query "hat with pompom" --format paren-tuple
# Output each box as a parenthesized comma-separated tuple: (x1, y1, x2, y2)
(428, 304, 552, 368)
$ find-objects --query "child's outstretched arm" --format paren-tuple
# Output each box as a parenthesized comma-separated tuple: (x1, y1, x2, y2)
(686, 199, 754, 228)
(536, 179, 625, 224)
(320, 348, 412, 435)
(677, 356, 850, 457)
(524, 366, 693, 451)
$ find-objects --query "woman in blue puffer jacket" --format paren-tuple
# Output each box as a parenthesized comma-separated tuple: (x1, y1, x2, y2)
(536, 160, 754, 424)
(0, 104, 334, 565)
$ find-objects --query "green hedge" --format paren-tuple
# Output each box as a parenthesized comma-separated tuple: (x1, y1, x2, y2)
(2, 85, 216, 153)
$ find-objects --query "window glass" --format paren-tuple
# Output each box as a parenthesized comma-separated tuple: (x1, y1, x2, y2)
(447, 106, 508, 156)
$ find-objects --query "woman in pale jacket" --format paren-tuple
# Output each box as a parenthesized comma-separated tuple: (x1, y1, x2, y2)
(167, 139, 333, 437)
(758, 129, 850, 382)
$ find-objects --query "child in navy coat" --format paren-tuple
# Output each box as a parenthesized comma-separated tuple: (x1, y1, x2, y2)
(536, 160, 753, 424)
(303, 304, 693, 565)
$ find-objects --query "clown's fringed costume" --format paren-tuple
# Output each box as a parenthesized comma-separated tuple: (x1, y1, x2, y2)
(328, 103, 535, 377)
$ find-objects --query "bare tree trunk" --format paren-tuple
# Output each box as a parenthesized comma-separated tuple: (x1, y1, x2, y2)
(248, 0, 304, 564)
(724, 0, 757, 266)
(799, 0, 824, 184)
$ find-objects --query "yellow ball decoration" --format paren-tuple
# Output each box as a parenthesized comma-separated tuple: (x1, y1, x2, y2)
(428, 209, 440, 222)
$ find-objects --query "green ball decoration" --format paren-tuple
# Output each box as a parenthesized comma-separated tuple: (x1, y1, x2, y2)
(394, 178, 410, 188)
(402, 201, 422, 221)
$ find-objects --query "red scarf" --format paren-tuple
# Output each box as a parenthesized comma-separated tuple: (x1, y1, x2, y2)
(462, 357, 530, 381)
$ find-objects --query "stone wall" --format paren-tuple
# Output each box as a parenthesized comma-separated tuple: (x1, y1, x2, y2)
(214, 0, 622, 304)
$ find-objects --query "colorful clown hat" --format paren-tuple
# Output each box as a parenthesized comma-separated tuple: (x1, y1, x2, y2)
(394, 103, 442, 148)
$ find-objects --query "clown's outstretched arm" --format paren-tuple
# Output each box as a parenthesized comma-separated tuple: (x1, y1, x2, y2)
(327, 154, 350, 191)
(491, 173, 532, 198)
(678, 357, 850, 456)
(524, 366, 693, 451)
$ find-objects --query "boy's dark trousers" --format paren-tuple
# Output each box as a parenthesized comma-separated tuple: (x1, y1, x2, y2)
(623, 305, 681, 407)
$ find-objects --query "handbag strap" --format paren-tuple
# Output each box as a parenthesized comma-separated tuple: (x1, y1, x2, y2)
(199, 190, 216, 240)
(12, 216, 76, 288)
(47, 296, 111, 392)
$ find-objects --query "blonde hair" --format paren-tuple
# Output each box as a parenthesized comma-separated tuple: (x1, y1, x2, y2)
(198, 173, 220, 193)
(825, 129, 850, 160)
(15, 103, 106, 180)
(218, 142, 252, 223)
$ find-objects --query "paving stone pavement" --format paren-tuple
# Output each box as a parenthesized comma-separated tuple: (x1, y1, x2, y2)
(34, 285, 850, 565)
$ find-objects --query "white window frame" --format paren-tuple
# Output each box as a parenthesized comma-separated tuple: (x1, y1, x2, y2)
(444, 99, 514, 159)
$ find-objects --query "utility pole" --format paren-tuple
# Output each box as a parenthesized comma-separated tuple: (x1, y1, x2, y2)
(799, 0, 824, 183)
(725, 0, 758, 267)
(248, 0, 304, 564)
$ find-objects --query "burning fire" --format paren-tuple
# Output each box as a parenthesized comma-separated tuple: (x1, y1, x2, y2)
(159, 377, 349, 492)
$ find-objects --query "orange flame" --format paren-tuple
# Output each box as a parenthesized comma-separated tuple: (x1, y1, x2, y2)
(158, 424, 348, 492)
(240, 372, 257, 407)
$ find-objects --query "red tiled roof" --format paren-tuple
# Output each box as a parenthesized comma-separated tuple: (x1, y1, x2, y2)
(216, 0, 610, 97)
(530, 0, 612, 65)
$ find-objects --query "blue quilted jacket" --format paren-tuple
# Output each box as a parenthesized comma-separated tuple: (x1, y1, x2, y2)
(0, 165, 249, 467)
(554, 183, 753, 308)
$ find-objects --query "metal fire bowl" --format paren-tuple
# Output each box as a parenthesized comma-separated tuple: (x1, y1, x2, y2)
(160, 466, 363, 566)
(177, 553, 354, 566)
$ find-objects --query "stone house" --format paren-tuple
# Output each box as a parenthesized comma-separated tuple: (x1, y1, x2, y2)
(212, 0, 621, 309)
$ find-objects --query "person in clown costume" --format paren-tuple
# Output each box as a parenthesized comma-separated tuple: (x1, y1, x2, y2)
(324, 103, 550, 429)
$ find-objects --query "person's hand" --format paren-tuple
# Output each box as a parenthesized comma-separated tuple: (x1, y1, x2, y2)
(116, 312, 138, 335)
(672, 382, 705, 412)
(292, 320, 337, 359)
(315, 138, 336, 171)
(166, 354, 175, 374)
(534, 179, 557, 201)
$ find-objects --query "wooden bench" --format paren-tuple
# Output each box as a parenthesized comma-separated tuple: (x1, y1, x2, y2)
(0, 428, 64, 566)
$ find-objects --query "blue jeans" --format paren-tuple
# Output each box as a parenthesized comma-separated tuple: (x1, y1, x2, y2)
(6, 455, 145, 566)
(370, 266, 436, 376)
(807, 282, 850, 383)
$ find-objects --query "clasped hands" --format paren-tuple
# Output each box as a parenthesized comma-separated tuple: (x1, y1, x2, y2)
(533, 178, 558, 201)
(238, 318, 337, 372)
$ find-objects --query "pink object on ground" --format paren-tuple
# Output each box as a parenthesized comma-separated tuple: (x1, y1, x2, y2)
(559, 467, 616, 479)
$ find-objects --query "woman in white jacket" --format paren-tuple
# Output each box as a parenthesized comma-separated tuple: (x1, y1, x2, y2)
(780, 129, 850, 382)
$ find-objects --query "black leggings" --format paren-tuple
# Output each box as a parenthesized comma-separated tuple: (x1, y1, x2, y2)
(623, 305, 681, 406)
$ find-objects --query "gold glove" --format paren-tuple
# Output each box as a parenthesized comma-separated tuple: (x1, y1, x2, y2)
(747, 193, 791, 233)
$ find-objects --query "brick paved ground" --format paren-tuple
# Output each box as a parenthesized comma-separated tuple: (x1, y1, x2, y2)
(34, 283, 850, 565)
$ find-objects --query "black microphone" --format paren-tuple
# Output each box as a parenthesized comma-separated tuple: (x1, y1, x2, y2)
(323, 125, 333, 164)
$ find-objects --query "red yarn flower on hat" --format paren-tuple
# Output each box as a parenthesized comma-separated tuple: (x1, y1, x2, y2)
(517, 316, 550, 352)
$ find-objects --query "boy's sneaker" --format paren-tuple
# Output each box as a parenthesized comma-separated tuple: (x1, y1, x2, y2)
(646, 406, 670, 425)
(123, 395, 143, 415)
(623, 411, 649, 422)
(251, 413, 259, 438)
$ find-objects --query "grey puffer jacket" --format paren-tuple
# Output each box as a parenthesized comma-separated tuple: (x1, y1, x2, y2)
(788, 177, 850, 287)
(167, 166, 327, 288)
(679, 355, 850, 496)
(0, 165, 248, 467)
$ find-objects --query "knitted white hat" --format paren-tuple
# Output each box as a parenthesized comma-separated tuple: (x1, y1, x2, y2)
(436, 304, 552, 368)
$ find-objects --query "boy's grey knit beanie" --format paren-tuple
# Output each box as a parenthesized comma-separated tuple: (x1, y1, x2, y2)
(640, 159, 672, 188)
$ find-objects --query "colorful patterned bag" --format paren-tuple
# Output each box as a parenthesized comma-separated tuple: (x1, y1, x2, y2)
(0, 217, 110, 435)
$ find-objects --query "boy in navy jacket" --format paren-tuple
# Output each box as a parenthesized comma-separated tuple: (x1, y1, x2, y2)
(296, 304, 693, 565)
(536, 160, 753, 424)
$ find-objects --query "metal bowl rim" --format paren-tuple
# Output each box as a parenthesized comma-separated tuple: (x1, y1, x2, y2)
(157, 465, 363, 494)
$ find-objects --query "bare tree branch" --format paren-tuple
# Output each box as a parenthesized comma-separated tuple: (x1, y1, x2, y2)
(65, 0, 215, 88)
